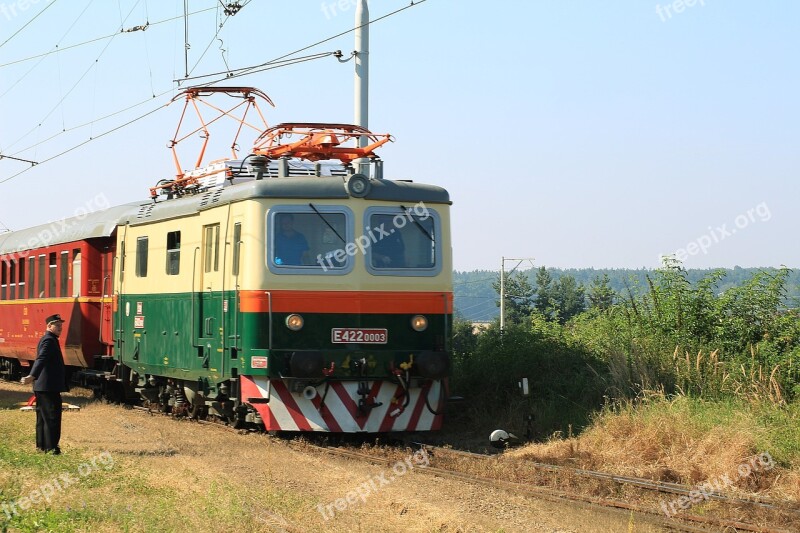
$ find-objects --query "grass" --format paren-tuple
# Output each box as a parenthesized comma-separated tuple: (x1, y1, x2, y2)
(510, 394, 800, 500)
(0, 386, 326, 533)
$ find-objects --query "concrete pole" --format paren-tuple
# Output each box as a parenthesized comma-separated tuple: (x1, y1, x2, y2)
(354, 0, 370, 176)
(500, 256, 505, 333)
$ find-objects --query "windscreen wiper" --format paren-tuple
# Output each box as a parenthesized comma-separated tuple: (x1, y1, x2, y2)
(309, 203, 346, 243)
(399, 205, 433, 241)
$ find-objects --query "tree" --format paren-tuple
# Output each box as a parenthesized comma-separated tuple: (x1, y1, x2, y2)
(533, 266, 555, 317)
(552, 274, 586, 324)
(493, 270, 534, 324)
(533, 267, 585, 323)
(588, 273, 615, 312)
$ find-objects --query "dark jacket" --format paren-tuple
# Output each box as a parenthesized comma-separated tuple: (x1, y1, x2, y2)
(30, 331, 68, 393)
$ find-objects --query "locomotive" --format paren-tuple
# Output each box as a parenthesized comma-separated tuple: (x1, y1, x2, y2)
(0, 87, 452, 433)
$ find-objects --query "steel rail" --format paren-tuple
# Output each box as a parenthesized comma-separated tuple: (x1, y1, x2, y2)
(412, 442, 799, 513)
(308, 443, 795, 533)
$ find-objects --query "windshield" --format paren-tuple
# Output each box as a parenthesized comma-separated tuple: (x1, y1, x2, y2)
(269, 209, 349, 272)
(367, 211, 437, 270)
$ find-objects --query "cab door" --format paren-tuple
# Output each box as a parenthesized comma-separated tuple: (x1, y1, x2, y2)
(197, 223, 223, 375)
(100, 247, 115, 356)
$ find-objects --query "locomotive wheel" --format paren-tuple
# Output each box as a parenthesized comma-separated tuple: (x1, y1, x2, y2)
(0, 358, 21, 381)
(187, 393, 207, 420)
(231, 401, 248, 429)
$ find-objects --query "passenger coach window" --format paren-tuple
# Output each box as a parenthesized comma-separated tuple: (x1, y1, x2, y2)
(38, 255, 45, 297)
(27, 256, 34, 298)
(9, 260, 16, 300)
(18, 258, 25, 298)
(60, 252, 69, 297)
(1, 261, 6, 300)
(365, 207, 441, 276)
(72, 250, 81, 297)
(48, 253, 56, 298)
(136, 237, 149, 278)
(166, 231, 181, 275)
(268, 207, 352, 274)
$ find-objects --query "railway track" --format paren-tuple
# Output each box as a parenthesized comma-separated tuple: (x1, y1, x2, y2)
(302, 441, 798, 533)
(122, 403, 799, 532)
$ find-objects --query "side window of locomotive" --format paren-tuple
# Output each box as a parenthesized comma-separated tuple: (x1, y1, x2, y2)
(268, 207, 353, 275)
(119, 240, 125, 283)
(232, 223, 242, 276)
(365, 207, 441, 276)
(203, 224, 220, 273)
(166, 231, 181, 276)
(136, 237, 149, 278)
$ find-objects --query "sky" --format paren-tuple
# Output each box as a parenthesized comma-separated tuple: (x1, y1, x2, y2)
(0, 0, 797, 271)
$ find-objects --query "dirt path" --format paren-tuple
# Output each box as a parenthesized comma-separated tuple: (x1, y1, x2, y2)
(0, 381, 670, 532)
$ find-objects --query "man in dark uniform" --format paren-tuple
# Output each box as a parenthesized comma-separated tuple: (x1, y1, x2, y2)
(21, 314, 68, 455)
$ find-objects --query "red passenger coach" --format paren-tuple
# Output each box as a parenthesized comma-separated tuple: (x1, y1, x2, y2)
(0, 207, 128, 380)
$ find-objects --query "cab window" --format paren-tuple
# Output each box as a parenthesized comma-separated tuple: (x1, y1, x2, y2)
(267, 206, 353, 275)
(365, 206, 442, 276)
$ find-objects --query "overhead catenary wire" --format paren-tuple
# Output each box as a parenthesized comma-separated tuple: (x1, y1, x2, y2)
(184, 2, 235, 79)
(0, 154, 37, 165)
(0, 0, 61, 51)
(0, 102, 167, 186)
(1, 0, 432, 183)
(0, 6, 218, 69)
(0, 0, 96, 100)
(4, 0, 145, 153)
(181, 0, 429, 85)
(179, 51, 338, 83)
(10, 88, 174, 158)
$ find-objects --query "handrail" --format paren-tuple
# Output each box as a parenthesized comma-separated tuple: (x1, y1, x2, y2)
(233, 241, 242, 351)
(265, 291, 273, 350)
(191, 247, 200, 347)
(99, 273, 111, 345)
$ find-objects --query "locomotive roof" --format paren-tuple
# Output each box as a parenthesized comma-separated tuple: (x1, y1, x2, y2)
(0, 177, 450, 253)
(125, 176, 451, 227)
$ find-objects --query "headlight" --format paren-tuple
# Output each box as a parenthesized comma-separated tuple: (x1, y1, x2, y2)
(345, 173, 371, 198)
(410, 315, 428, 332)
(286, 314, 304, 331)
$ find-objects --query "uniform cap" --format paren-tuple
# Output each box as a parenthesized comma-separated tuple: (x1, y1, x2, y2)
(45, 314, 65, 325)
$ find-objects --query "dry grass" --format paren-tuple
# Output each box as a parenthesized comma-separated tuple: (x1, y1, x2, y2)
(508, 394, 800, 502)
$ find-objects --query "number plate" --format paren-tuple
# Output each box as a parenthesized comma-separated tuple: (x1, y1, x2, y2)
(331, 328, 388, 344)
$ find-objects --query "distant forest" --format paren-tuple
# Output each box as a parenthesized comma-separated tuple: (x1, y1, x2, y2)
(454, 267, 800, 322)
